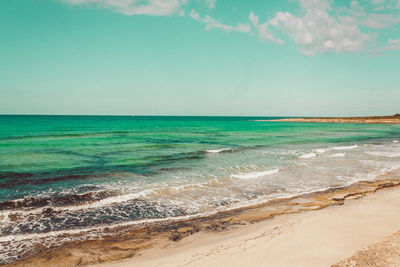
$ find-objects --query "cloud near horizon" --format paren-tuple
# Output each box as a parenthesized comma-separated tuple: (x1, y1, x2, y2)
(62, 0, 400, 55)
(62, 0, 188, 16)
(189, 10, 251, 33)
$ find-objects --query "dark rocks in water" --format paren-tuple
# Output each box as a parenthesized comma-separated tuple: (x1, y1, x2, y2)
(214, 200, 230, 206)
(42, 207, 62, 217)
(0, 191, 115, 211)
(0, 197, 50, 210)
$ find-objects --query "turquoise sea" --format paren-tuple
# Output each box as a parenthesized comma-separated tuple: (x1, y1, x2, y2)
(1, 115, 400, 263)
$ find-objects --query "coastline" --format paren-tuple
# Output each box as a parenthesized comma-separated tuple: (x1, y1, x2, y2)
(256, 114, 400, 124)
(98, 183, 400, 267)
(7, 171, 400, 266)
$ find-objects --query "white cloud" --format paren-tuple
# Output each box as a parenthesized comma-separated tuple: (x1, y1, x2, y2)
(371, 38, 400, 52)
(190, 10, 251, 33)
(340, 1, 400, 29)
(248, 11, 258, 27)
(268, 0, 369, 55)
(341, 13, 399, 29)
(371, 0, 385, 4)
(62, 0, 186, 16)
(61, 0, 400, 56)
(385, 38, 400, 50)
(205, 0, 216, 9)
(361, 13, 399, 28)
(249, 12, 284, 45)
(388, 38, 400, 45)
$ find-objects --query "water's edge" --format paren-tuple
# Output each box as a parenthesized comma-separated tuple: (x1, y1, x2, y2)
(7, 174, 400, 267)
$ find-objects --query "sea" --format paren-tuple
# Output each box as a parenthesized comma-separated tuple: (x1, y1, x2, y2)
(1, 115, 400, 263)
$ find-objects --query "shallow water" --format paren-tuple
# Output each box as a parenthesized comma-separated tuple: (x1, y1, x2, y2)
(1, 115, 400, 263)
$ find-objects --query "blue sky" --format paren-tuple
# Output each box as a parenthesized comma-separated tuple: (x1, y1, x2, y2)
(0, 0, 399, 116)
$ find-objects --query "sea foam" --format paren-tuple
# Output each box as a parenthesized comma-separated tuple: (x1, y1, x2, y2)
(330, 153, 346, 158)
(205, 148, 231, 153)
(231, 169, 280, 179)
(331, 145, 359, 150)
(299, 152, 317, 159)
(366, 151, 400, 158)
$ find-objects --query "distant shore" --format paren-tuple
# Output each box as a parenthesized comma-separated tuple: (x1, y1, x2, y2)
(256, 114, 400, 124)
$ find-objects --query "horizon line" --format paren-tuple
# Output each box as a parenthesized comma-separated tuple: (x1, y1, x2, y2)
(0, 113, 398, 118)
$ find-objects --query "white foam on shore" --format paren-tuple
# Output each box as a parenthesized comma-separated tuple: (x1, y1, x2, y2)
(299, 153, 317, 159)
(330, 153, 346, 158)
(366, 151, 400, 158)
(303, 144, 358, 158)
(311, 144, 358, 156)
(315, 149, 327, 154)
(0, 210, 216, 244)
(205, 148, 231, 153)
(231, 169, 280, 179)
(2, 165, 399, 246)
(331, 145, 359, 150)
(393, 140, 399, 143)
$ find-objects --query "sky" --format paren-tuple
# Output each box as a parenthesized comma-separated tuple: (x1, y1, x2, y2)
(0, 0, 400, 116)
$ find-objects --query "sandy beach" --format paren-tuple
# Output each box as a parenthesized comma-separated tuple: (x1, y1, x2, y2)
(97, 184, 400, 267)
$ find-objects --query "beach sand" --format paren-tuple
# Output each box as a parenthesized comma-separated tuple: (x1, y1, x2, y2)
(95, 185, 400, 267)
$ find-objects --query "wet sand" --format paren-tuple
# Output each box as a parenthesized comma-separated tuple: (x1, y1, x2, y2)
(257, 114, 400, 124)
(7, 173, 400, 267)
